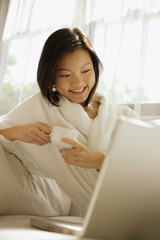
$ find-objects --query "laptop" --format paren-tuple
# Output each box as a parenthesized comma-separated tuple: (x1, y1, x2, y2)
(31, 116, 160, 239)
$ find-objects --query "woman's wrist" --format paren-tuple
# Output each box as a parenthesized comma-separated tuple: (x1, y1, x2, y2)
(0, 127, 17, 141)
(96, 153, 105, 170)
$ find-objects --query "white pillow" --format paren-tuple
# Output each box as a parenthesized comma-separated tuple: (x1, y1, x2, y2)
(0, 143, 71, 216)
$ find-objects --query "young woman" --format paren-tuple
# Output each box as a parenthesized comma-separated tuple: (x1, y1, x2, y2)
(0, 28, 137, 216)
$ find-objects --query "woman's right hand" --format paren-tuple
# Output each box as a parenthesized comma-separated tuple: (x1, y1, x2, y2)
(0, 122, 52, 146)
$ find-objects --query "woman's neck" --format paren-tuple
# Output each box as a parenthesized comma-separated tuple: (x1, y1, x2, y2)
(83, 101, 99, 119)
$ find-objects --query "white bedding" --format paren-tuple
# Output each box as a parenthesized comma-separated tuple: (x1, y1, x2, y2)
(0, 215, 78, 240)
(0, 143, 71, 216)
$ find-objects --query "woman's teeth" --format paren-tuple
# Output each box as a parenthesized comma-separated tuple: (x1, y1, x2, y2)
(71, 87, 84, 93)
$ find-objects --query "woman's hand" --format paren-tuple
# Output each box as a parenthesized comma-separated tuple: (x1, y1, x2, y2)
(1, 122, 52, 146)
(59, 138, 105, 169)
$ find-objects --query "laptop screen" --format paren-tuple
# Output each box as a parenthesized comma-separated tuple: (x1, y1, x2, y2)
(83, 116, 160, 239)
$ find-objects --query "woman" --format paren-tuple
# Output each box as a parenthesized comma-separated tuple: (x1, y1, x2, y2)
(0, 28, 137, 216)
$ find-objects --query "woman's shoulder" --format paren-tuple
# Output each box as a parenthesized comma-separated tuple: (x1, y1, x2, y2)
(4, 92, 53, 119)
(113, 103, 138, 119)
(93, 92, 138, 119)
(1, 92, 58, 124)
(21, 92, 44, 104)
(14, 92, 49, 110)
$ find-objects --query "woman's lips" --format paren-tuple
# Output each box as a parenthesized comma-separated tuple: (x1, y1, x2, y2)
(69, 86, 87, 95)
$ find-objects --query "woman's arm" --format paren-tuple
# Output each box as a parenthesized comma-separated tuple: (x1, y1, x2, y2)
(0, 122, 52, 146)
(59, 138, 105, 169)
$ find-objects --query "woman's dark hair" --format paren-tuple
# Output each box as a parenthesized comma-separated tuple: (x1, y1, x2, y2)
(37, 27, 102, 107)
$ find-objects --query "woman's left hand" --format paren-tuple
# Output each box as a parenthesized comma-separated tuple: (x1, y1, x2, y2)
(59, 138, 105, 169)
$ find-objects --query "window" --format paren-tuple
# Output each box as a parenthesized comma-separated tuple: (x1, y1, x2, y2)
(90, 0, 160, 106)
(1, 0, 160, 119)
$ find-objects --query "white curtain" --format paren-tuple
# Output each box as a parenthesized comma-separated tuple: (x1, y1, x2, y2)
(0, 0, 10, 99)
(0, 0, 9, 42)
(88, 0, 160, 117)
(0, 0, 160, 118)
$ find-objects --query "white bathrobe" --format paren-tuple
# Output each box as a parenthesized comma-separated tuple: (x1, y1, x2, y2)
(0, 92, 137, 213)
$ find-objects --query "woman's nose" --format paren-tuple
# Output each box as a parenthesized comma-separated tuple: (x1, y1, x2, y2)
(71, 74, 83, 86)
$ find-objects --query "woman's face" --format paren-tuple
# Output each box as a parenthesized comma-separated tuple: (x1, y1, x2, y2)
(55, 48, 96, 105)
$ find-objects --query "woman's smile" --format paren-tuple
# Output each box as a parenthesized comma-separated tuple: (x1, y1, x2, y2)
(69, 86, 87, 95)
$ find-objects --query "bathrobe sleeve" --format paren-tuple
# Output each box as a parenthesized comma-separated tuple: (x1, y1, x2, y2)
(0, 92, 50, 151)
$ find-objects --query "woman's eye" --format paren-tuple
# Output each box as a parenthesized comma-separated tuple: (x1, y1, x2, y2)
(82, 69, 90, 73)
(60, 74, 70, 77)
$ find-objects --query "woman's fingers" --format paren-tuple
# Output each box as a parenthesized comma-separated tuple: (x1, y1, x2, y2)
(61, 138, 86, 149)
(37, 122, 52, 134)
(37, 129, 51, 143)
(33, 134, 50, 145)
(35, 122, 52, 144)
(59, 137, 105, 169)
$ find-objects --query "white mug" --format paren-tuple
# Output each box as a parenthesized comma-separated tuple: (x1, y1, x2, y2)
(50, 126, 78, 148)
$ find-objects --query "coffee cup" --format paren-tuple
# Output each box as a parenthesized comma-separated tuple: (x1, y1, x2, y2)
(50, 126, 78, 148)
